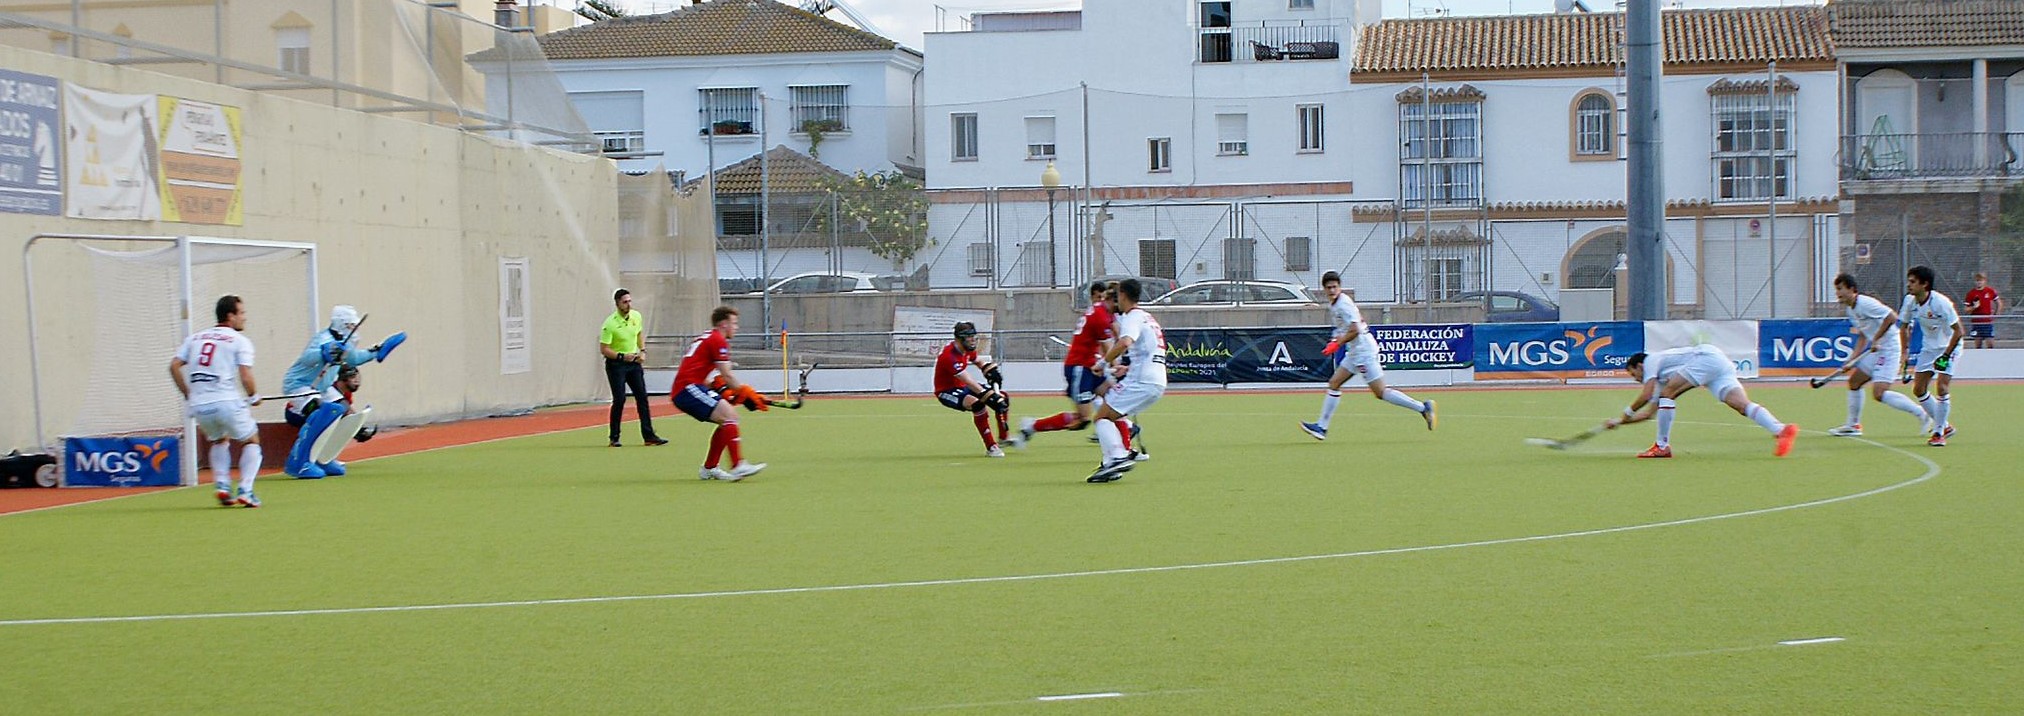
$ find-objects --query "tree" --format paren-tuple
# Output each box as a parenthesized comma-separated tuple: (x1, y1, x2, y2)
(576, 0, 628, 22)
(816, 170, 931, 265)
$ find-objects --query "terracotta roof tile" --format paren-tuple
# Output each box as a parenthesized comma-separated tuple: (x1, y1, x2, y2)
(526, 0, 899, 61)
(687, 145, 849, 196)
(1353, 7, 1832, 76)
(1828, 0, 2024, 48)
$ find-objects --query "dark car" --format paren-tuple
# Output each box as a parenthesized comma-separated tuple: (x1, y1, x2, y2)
(1077, 275, 1181, 307)
(1455, 291, 1560, 323)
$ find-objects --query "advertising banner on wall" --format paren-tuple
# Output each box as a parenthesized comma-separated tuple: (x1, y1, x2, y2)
(1643, 320, 1760, 378)
(1163, 327, 1335, 383)
(894, 306, 995, 358)
(63, 436, 181, 487)
(1370, 324, 1473, 370)
(1758, 318, 1859, 376)
(156, 96, 242, 225)
(1473, 322, 1645, 380)
(500, 257, 531, 375)
(63, 83, 159, 220)
(0, 69, 62, 215)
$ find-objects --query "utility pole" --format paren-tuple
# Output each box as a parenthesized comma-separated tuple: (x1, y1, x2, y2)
(1624, 0, 1667, 320)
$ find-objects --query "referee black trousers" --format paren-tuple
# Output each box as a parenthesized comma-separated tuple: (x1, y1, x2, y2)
(606, 358, 659, 443)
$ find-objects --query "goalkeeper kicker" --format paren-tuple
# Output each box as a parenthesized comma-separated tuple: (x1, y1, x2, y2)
(281, 305, 405, 478)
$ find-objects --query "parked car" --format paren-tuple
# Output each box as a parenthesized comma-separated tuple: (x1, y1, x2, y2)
(1454, 290, 1560, 322)
(764, 272, 884, 295)
(1077, 275, 1181, 307)
(1146, 280, 1318, 307)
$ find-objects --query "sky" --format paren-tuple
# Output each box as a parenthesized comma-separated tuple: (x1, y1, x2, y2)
(602, 0, 1821, 51)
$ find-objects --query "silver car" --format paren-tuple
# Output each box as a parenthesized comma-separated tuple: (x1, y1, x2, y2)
(1146, 280, 1318, 307)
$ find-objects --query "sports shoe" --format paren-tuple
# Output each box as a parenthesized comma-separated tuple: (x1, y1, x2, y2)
(609, 439, 622, 448)
(1086, 457, 1135, 483)
(986, 445, 1006, 458)
(1942, 424, 1955, 439)
(215, 484, 235, 507)
(1299, 422, 1327, 441)
(644, 437, 668, 446)
(1421, 400, 1438, 431)
(699, 466, 734, 481)
(1827, 423, 1863, 437)
(234, 490, 261, 508)
(1775, 424, 1800, 457)
(1130, 449, 1150, 462)
(1637, 444, 1673, 459)
(317, 460, 346, 477)
(1015, 417, 1037, 449)
(1927, 432, 1947, 448)
(291, 462, 326, 479)
(728, 462, 766, 479)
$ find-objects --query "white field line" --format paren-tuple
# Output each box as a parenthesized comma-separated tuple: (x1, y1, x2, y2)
(0, 435, 1937, 628)
(1651, 636, 1847, 659)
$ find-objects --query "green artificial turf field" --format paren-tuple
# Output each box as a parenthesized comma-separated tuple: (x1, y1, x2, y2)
(2, 384, 2019, 714)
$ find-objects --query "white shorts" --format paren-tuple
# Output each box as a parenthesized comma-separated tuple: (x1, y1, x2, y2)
(1335, 340, 1386, 384)
(1854, 348, 1901, 384)
(1674, 352, 1742, 402)
(1913, 347, 1954, 376)
(1104, 378, 1166, 416)
(189, 400, 257, 442)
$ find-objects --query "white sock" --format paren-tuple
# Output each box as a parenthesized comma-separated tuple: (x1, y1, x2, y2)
(1317, 390, 1341, 429)
(1381, 388, 1425, 414)
(209, 442, 232, 489)
(1746, 403, 1784, 435)
(1879, 390, 1925, 421)
(1916, 393, 1935, 420)
(238, 444, 262, 494)
(1654, 397, 1676, 447)
(1935, 394, 1951, 430)
(1095, 419, 1125, 461)
(1846, 389, 1864, 425)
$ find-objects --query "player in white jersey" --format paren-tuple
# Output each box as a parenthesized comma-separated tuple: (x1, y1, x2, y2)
(1086, 278, 1167, 483)
(1825, 273, 1930, 437)
(1897, 265, 1965, 446)
(1300, 271, 1436, 441)
(1603, 345, 1799, 458)
(169, 295, 265, 507)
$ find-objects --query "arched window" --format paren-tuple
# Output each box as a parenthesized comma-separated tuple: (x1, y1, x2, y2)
(1572, 92, 1614, 158)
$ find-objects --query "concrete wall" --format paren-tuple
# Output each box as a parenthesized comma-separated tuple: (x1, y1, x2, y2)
(0, 44, 619, 450)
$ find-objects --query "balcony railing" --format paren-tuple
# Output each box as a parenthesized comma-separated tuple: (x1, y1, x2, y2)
(1841, 132, 2024, 180)
(1199, 21, 1341, 63)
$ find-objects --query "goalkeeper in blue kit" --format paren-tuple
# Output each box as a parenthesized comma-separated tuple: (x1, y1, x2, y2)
(282, 305, 405, 478)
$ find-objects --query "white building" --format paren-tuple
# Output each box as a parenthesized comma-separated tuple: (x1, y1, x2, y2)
(921, 0, 1382, 292)
(1349, 6, 1842, 318)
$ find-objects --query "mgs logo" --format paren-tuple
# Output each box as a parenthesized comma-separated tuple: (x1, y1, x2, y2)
(70, 439, 176, 485)
(1489, 326, 1618, 367)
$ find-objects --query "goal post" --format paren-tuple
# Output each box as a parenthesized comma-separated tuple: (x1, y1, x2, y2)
(23, 234, 318, 486)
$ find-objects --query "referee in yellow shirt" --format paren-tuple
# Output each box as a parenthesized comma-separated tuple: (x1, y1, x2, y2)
(601, 289, 666, 447)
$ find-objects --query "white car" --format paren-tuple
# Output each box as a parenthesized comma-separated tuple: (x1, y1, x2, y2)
(1146, 280, 1318, 307)
(764, 272, 884, 295)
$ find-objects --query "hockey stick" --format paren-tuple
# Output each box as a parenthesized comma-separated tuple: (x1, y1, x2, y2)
(761, 362, 818, 409)
(1047, 335, 1070, 348)
(1525, 423, 1609, 450)
(1808, 362, 1854, 389)
(307, 313, 369, 388)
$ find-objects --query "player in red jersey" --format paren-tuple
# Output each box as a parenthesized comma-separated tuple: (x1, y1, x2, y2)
(1009, 281, 1135, 454)
(670, 306, 765, 481)
(934, 322, 1012, 457)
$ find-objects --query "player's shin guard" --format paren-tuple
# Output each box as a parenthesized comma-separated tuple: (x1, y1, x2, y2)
(1746, 403, 1784, 435)
(238, 444, 262, 493)
(972, 411, 997, 448)
(724, 421, 744, 466)
(1317, 390, 1341, 429)
(209, 441, 232, 489)
(285, 402, 345, 477)
(1381, 388, 1426, 414)
(1034, 412, 1080, 432)
(1846, 388, 1864, 425)
(1094, 419, 1125, 461)
(1935, 394, 1951, 430)
(1654, 397, 1677, 447)
(705, 422, 737, 469)
(1916, 392, 1935, 419)
(1115, 419, 1132, 451)
(996, 411, 1010, 442)
(1879, 389, 1923, 418)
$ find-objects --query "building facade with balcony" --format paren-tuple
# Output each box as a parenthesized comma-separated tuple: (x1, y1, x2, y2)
(920, 0, 1380, 293)
(1830, 0, 2024, 300)
(1348, 7, 1842, 318)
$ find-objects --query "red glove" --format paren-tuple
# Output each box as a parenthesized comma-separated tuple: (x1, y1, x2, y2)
(1322, 340, 1342, 356)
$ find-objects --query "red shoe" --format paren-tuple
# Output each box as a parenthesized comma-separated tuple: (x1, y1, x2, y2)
(1927, 432, 1947, 447)
(1941, 424, 1955, 439)
(215, 489, 234, 507)
(1637, 444, 1673, 458)
(1775, 424, 1800, 457)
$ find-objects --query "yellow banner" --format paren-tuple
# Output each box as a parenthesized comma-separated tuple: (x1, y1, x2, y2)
(156, 96, 242, 225)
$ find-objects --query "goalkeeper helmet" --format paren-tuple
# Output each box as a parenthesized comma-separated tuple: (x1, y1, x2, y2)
(329, 305, 360, 334)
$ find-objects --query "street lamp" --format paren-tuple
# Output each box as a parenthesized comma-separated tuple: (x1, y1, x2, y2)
(1041, 161, 1062, 288)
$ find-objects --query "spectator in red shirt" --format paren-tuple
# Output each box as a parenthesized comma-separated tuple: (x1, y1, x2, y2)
(1964, 272, 2003, 349)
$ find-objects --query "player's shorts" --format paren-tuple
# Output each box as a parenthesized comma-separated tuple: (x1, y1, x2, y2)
(1104, 378, 1166, 416)
(671, 384, 722, 422)
(1853, 347, 1901, 385)
(1969, 321, 1994, 338)
(937, 387, 979, 411)
(189, 400, 257, 442)
(1335, 339, 1386, 384)
(1064, 364, 1108, 404)
(1913, 347, 1954, 375)
(1673, 351, 1742, 402)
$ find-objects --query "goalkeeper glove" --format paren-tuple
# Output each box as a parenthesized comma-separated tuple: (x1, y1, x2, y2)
(322, 343, 346, 363)
(983, 363, 1004, 386)
(1934, 353, 1953, 372)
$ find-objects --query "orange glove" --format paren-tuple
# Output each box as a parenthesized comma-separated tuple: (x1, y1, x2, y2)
(1322, 340, 1342, 356)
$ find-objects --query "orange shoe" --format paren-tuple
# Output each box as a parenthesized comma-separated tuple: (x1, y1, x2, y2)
(1927, 432, 1947, 448)
(1637, 444, 1673, 458)
(1775, 424, 1800, 457)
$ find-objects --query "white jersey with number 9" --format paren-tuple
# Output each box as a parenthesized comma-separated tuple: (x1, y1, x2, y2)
(176, 326, 255, 406)
(1114, 308, 1168, 387)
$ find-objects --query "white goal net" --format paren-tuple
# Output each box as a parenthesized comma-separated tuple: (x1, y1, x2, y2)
(24, 235, 317, 485)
